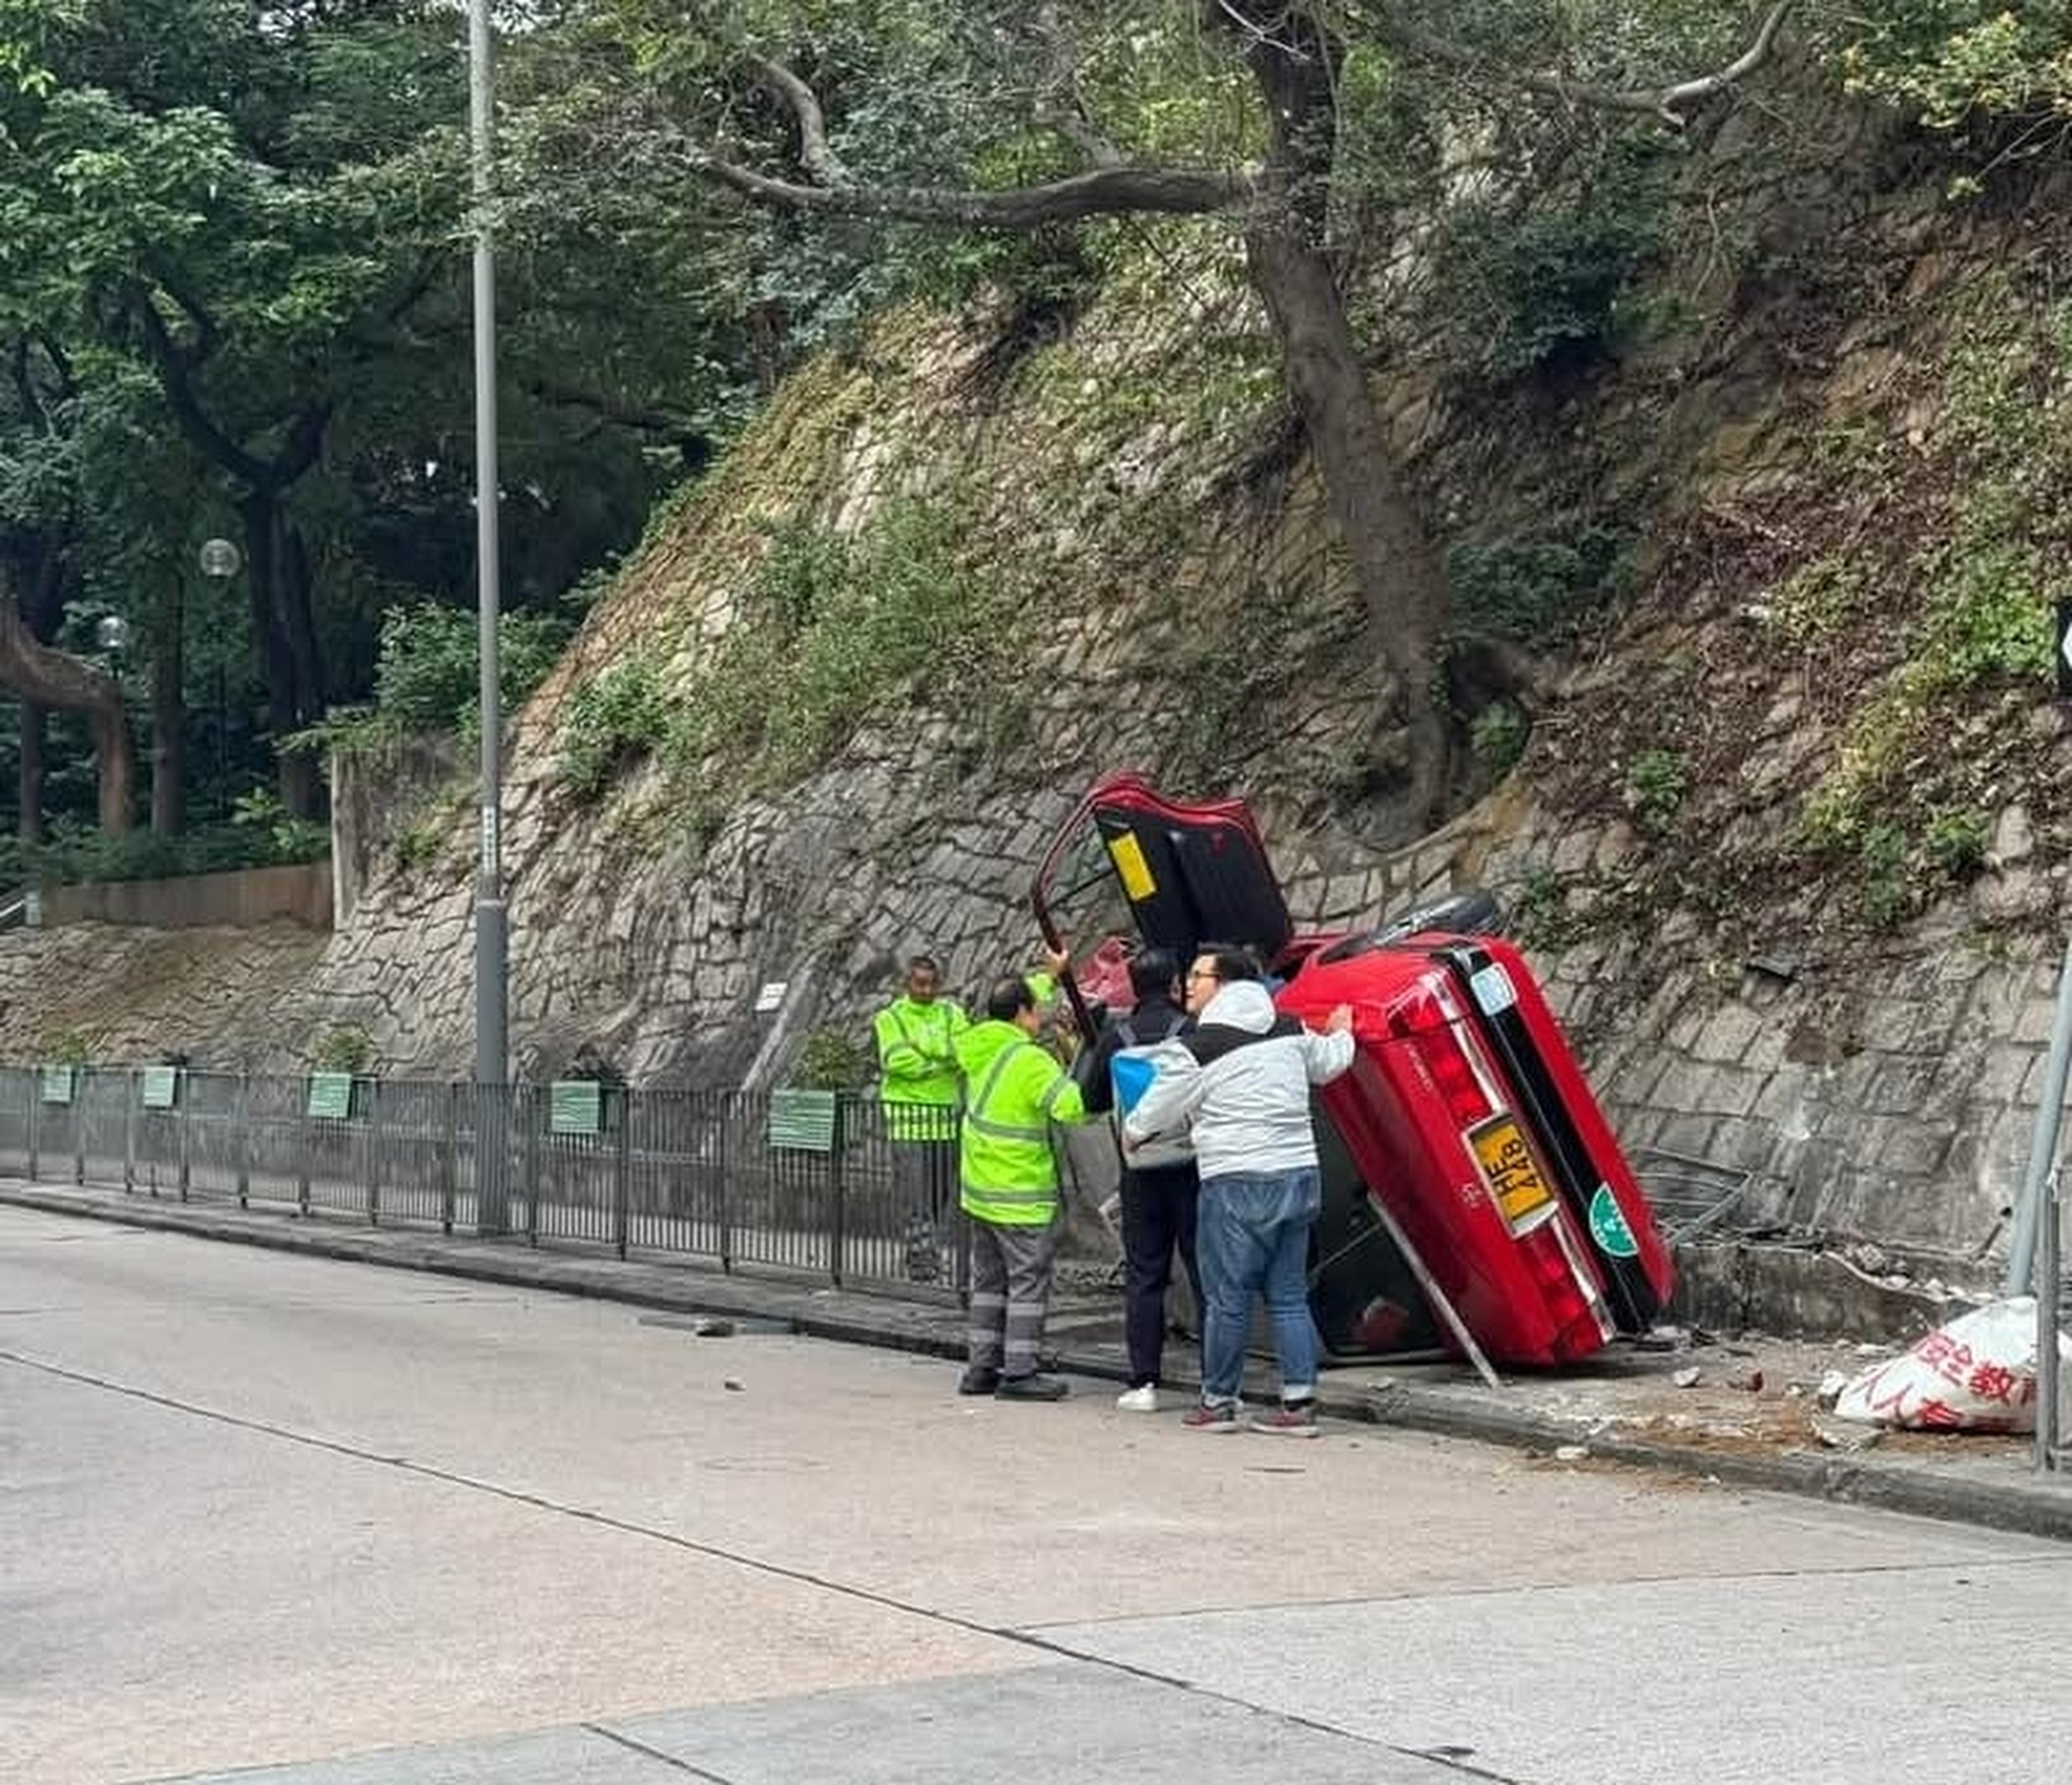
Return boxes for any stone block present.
[1739,1023,1790,1073]
[1863,1058,1938,1118]
[1854,997,1922,1055]
[1972,1036,2039,1111]
[1606,1053,1667,1110]
[1693,1002,1765,1065]
[1648,1057,1719,1117]
[1712,1116,1785,1177]
[2014,995,2062,1048]
[1706,1068,1771,1118]
[1551,830,1595,876]
[1876,1123,1954,1178]
[1752,1067,1821,1135]
[1663,1001,1709,1054]
[1652,1113,1721,1160]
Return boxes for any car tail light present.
[1416,1022,1500,1132]
[1517,1215,1616,1352]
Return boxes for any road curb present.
[9,1182,2071,1543]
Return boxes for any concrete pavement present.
[4,1204,2068,1785]
[8,1177,2071,1541]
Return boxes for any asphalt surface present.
[3,1204,2067,1785]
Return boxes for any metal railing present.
[0,1066,968,1301]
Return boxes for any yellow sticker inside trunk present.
[1106,831,1156,901]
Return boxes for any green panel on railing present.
[306,1072,356,1120]
[40,1065,74,1106]
[549,1080,602,1136]
[140,1066,180,1110]
[767,1088,837,1153]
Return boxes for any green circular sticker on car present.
[1588,1184,1640,1259]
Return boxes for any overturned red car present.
[1034,773,1674,1369]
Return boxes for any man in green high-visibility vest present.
[952,951,1090,1401]
[874,954,969,1282]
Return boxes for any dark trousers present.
[1121,1164,1202,1388]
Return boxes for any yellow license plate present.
[1472,1117,1553,1229]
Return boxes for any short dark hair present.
[1129,947,1182,1000]
[986,974,1037,1021]
[908,954,941,976]
[1194,943,1262,985]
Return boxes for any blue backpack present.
[1108,1016,1194,1171]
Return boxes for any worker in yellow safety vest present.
[873,954,969,1282]
[951,950,1090,1401]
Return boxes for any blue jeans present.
[1196,1167,1321,1408]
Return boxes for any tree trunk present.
[1242,226,1450,822]
[1230,11,1454,826]
[151,580,186,835]
[240,494,322,819]
[280,519,327,743]
[17,535,81,843]
[19,703,44,845]
[0,590,132,834]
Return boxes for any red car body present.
[1035,774,1674,1368]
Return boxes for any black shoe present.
[958,1366,1002,1396]
[995,1373,1069,1402]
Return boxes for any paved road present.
[3,1205,2066,1785]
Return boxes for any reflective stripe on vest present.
[959,1039,1062,1219]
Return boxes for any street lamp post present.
[469,0,510,1230]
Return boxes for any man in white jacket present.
[1124,945,1354,1436]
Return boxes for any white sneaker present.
[1115,1384,1161,1413]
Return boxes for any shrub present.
[1470,702,1530,776]
[1925,809,1990,878]
[290,603,572,756]
[557,654,673,796]
[792,1027,872,1091]
[1438,138,1670,375]
[1621,748,1688,833]
[1448,526,1633,646]
[311,1025,375,1076]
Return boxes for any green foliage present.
[1447,526,1633,645]
[557,654,674,797]
[311,1024,374,1076]
[1621,748,1688,833]
[1771,552,1871,646]
[1925,808,1990,877]
[792,1026,871,1090]
[393,821,443,874]
[1437,137,1672,375]
[231,789,329,865]
[290,604,574,757]
[0,809,321,887]
[1857,821,1917,928]
[1509,862,1605,950]
[1835,5,2072,132]
[40,1027,88,1066]
[1800,279,2072,847]
[1469,702,1530,777]
[661,499,1022,798]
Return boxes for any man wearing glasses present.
[1126,946,1354,1435]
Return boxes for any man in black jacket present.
[1077,947,1205,1412]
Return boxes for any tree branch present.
[523,376,712,457]
[276,402,332,485]
[1355,1,1795,128]
[705,58,1238,227]
[1028,4,1125,167]
[684,138,1245,228]
[126,290,273,489]
[753,56,845,184]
